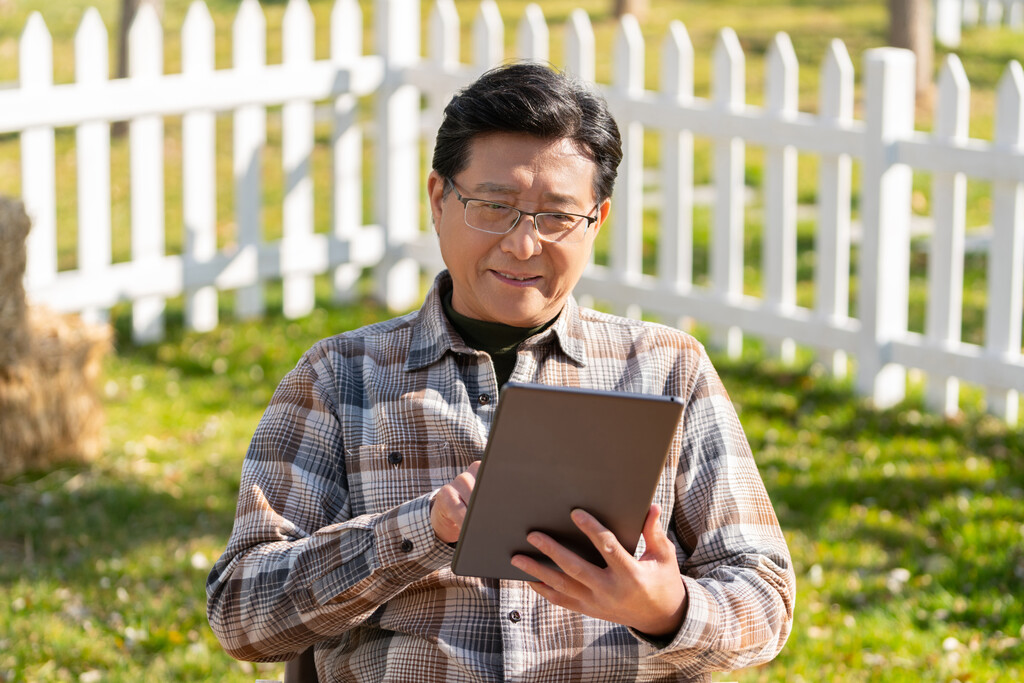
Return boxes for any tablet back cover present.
[451,383,684,581]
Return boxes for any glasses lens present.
[465,200,518,234]
[536,214,586,243]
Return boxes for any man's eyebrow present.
[470,182,585,208]
[471,182,519,195]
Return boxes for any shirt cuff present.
[307,494,454,607]
[373,492,455,578]
[629,574,718,655]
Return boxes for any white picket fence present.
[1,0,1023,425]
[937,0,1024,46]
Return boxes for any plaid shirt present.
[207,271,794,682]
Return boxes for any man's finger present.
[570,509,633,569]
[509,553,572,593]
[523,530,603,586]
[640,504,677,560]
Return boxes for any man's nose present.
[500,215,543,259]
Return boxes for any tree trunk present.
[613,0,649,21]
[889,0,934,104]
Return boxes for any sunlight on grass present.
[1,279,1022,681]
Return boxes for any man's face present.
[428,132,610,328]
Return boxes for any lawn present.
[1,279,1022,682]
[2,0,1024,681]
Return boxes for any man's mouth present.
[494,270,540,282]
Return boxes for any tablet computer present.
[451,382,685,581]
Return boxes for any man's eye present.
[545,214,579,228]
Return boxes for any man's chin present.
[494,307,554,328]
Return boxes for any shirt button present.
[478,393,491,405]
[508,610,522,623]
[400,539,414,552]
[387,451,403,466]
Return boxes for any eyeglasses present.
[445,178,599,244]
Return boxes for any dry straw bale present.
[0,196,112,480]
[0,197,30,365]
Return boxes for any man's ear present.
[426,171,445,234]
[592,197,612,238]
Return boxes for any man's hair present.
[432,62,623,202]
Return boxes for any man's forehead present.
[462,134,597,201]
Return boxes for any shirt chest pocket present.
[345,441,457,517]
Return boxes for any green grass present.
[1,278,1022,682]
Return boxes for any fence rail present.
[2,0,1023,425]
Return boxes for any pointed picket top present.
[473,0,504,70]
[613,13,644,96]
[820,39,853,121]
[183,1,215,73]
[283,0,314,64]
[661,21,693,105]
[935,55,970,140]
[712,27,744,109]
[766,31,798,115]
[129,2,163,78]
[517,3,548,63]
[75,8,108,84]
[428,0,458,66]
[234,0,267,69]
[995,61,1024,146]
[20,12,53,89]
[565,8,595,83]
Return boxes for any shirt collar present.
[405,270,588,372]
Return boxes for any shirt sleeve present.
[638,346,796,674]
[205,346,455,662]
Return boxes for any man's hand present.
[430,461,480,543]
[509,504,687,637]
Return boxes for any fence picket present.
[815,39,854,378]
[711,28,746,357]
[611,14,645,320]
[429,0,459,67]
[232,0,266,319]
[964,0,980,25]
[565,9,595,83]
[332,0,364,303]
[764,32,799,363]
[984,0,1004,25]
[129,3,166,344]
[926,55,970,416]
[517,4,548,63]
[20,13,57,293]
[375,0,421,310]
[857,49,915,407]
[1010,0,1024,28]
[987,61,1024,424]
[659,20,694,303]
[74,9,112,325]
[282,0,316,319]
[474,0,503,71]
[936,0,963,47]
[182,1,218,332]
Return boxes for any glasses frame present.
[444,177,599,243]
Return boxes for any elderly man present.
[207,62,794,682]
